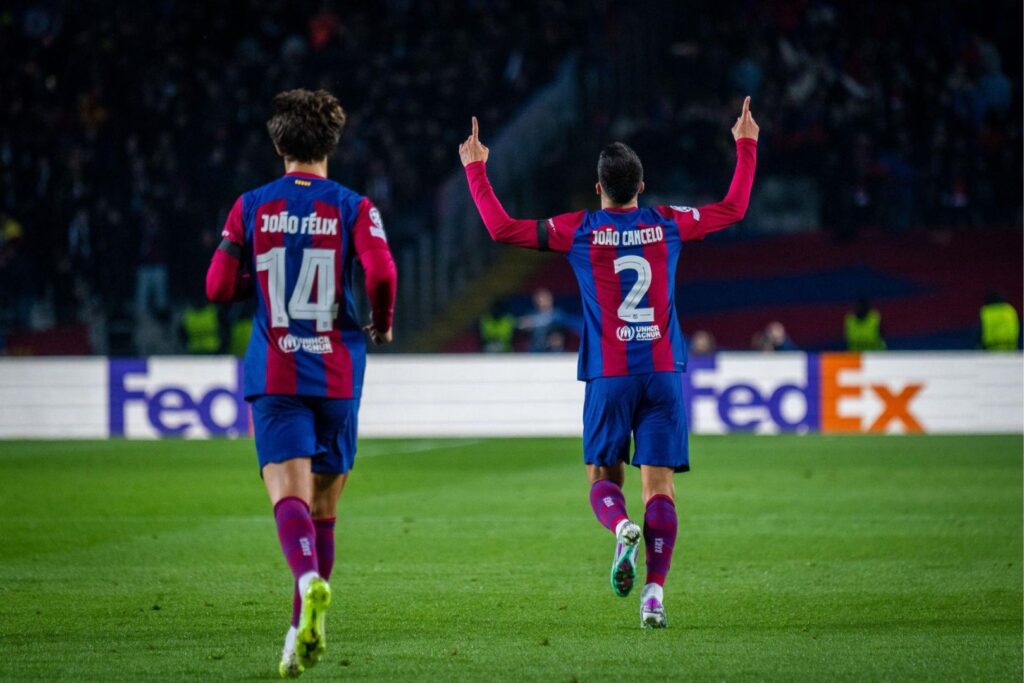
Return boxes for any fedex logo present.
[820,354,923,433]
[109,359,249,438]
[683,353,926,434]
[685,355,818,433]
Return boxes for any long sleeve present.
[207,195,250,302]
[360,248,397,331]
[205,245,252,302]
[464,162,581,252]
[464,161,542,249]
[700,138,758,232]
[352,197,397,330]
[659,138,758,241]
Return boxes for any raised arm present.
[460,117,578,252]
[660,96,760,241]
[460,116,540,249]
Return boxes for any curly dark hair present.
[266,89,347,162]
[597,142,643,205]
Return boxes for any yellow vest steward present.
[980,302,1019,351]
[228,318,253,358]
[845,310,885,351]
[183,305,221,354]
[480,315,515,352]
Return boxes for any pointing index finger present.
[741,96,751,116]
[472,116,479,140]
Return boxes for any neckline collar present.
[285,171,326,180]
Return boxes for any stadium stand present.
[447,229,1023,352]
[0,1,1020,354]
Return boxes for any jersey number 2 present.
[255,247,338,332]
[613,255,655,323]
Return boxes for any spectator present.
[690,330,716,355]
[845,298,886,351]
[518,288,570,353]
[977,291,1020,351]
[134,207,169,319]
[180,298,222,354]
[766,321,797,351]
[479,300,516,353]
[759,321,798,352]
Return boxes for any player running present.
[460,98,758,628]
[206,89,397,676]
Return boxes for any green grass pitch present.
[0,435,1021,681]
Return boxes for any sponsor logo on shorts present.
[617,324,661,342]
[278,334,333,354]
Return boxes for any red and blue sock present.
[643,494,677,586]
[274,496,319,629]
[589,479,629,533]
[291,517,336,627]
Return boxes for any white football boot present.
[610,520,642,597]
[640,583,667,629]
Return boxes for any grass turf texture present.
[0,436,1021,681]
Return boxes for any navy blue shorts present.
[583,372,689,472]
[251,395,359,475]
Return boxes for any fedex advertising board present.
[108,358,249,438]
[0,353,1020,438]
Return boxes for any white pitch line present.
[358,439,483,458]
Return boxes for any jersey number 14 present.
[255,247,339,332]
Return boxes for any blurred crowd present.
[0,1,1020,354]
[481,290,1020,354]
[606,1,1021,238]
[0,0,584,351]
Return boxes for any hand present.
[459,116,490,166]
[731,96,759,142]
[363,324,393,345]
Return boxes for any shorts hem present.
[631,460,690,473]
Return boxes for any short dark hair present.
[266,89,346,162]
[598,142,643,205]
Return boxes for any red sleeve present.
[657,138,757,241]
[464,161,579,254]
[221,195,245,245]
[540,211,585,253]
[207,196,251,302]
[206,244,252,302]
[352,197,397,331]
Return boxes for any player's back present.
[226,172,385,399]
[563,207,689,381]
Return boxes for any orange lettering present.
[821,353,862,433]
[868,385,924,433]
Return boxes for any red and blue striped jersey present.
[544,206,707,380]
[221,172,390,399]
[464,137,757,382]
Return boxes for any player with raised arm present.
[460,98,758,628]
[205,89,397,676]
